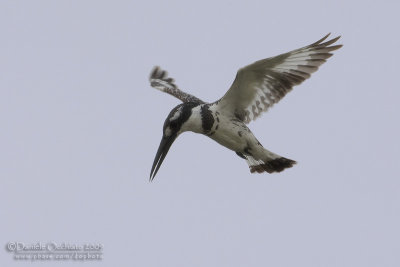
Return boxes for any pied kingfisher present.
[149,33,342,180]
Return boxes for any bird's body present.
[165,101,295,175]
[149,34,342,180]
[181,103,251,152]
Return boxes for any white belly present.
[209,117,254,152]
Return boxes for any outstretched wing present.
[216,33,342,123]
[149,66,204,104]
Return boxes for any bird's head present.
[150,102,199,181]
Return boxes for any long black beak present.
[149,134,177,181]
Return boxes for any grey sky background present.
[1,0,399,266]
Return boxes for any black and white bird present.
[149,34,342,180]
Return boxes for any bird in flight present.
[149,33,342,180]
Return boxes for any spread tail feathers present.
[244,155,296,174]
